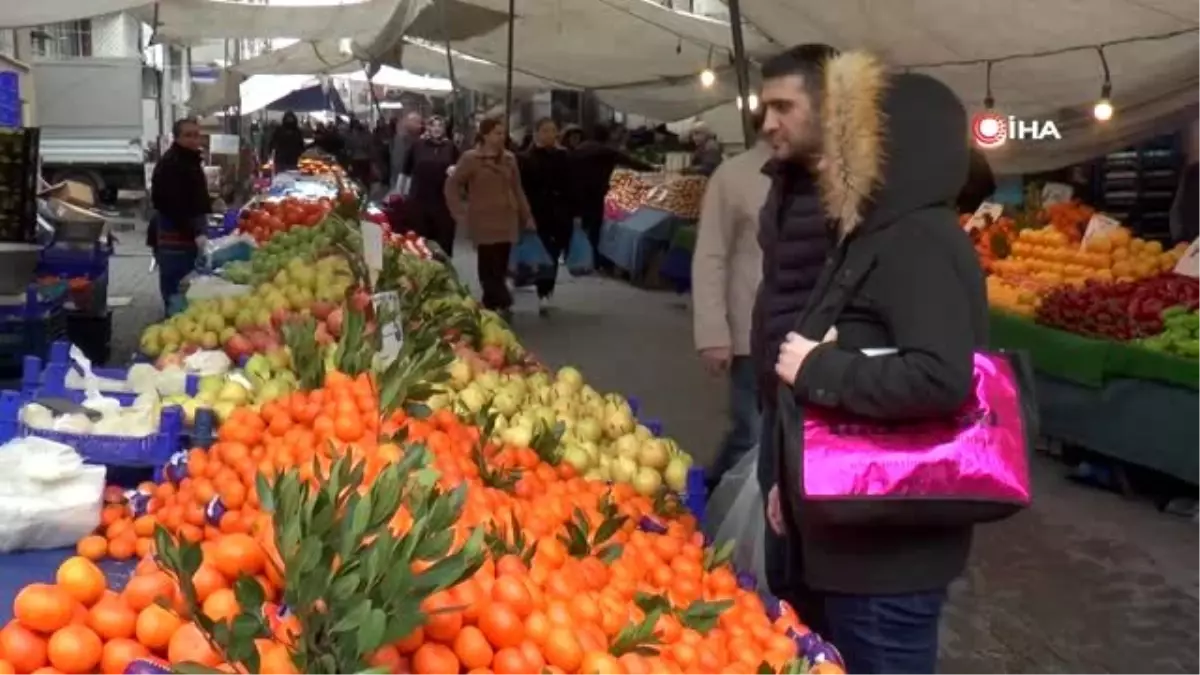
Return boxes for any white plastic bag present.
[704,450,767,583]
[0,437,105,552]
[185,275,252,301]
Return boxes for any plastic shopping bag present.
[566,220,595,276]
[704,450,767,583]
[508,230,555,287]
[0,437,106,552]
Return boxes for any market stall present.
[969,189,1198,485]
[599,170,707,287]
[0,166,845,675]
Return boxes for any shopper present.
[345,118,375,187]
[401,115,460,256]
[391,111,424,190]
[519,118,573,314]
[269,111,306,172]
[560,125,584,150]
[766,51,987,675]
[572,125,655,273]
[444,117,535,320]
[749,43,839,616]
[685,123,724,176]
[148,117,210,312]
[692,130,771,491]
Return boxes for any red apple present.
[225,334,253,361]
[310,300,335,321]
[270,307,292,329]
[326,308,344,338]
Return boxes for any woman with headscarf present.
[269,111,306,172]
[400,115,460,256]
[444,118,535,320]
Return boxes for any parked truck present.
[32,58,147,208]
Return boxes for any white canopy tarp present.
[733,0,1199,173]
[233,37,556,95]
[392,0,772,117]
[129,0,401,44]
[0,0,150,28]
[344,65,452,93]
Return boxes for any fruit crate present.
[0,389,186,468]
[0,127,39,244]
[21,340,199,406]
[37,239,114,279]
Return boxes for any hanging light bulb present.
[1093,47,1114,122]
[699,46,715,88]
[737,94,758,111]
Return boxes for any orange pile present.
[0,370,838,674]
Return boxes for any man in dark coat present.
[269,111,306,172]
[519,118,573,313]
[149,117,210,311]
[752,46,839,558]
[571,125,655,273]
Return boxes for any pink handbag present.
[797,351,1033,527]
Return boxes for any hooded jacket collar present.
[818,52,969,239]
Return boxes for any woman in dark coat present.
[519,118,573,314]
[269,111,306,172]
[401,115,460,255]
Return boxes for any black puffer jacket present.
[751,162,832,404]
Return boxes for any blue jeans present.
[707,355,760,483]
[822,591,946,674]
[155,247,198,312]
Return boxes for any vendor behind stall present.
[148,117,210,312]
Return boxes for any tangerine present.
[420,591,463,643]
[75,536,107,561]
[478,603,524,649]
[202,588,240,624]
[0,622,48,673]
[453,626,494,670]
[412,642,459,675]
[134,604,183,650]
[55,557,107,607]
[167,623,222,667]
[87,596,137,640]
[491,576,533,618]
[491,647,531,675]
[542,627,583,673]
[122,572,175,612]
[211,534,265,579]
[99,638,149,675]
[46,624,102,674]
[13,584,75,633]
[190,564,229,603]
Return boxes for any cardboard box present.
[38,179,95,207]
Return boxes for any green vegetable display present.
[1139,306,1199,358]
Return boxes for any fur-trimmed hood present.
[819,52,969,236]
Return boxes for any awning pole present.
[503,0,515,134]
[438,0,462,135]
[726,0,755,148]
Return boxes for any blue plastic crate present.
[37,241,113,279]
[0,390,186,468]
[0,310,66,376]
[21,340,200,406]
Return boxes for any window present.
[31,20,92,59]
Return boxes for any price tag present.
[1174,238,1199,278]
[1081,213,1122,249]
[1041,182,1074,206]
[372,291,403,365]
[965,201,1005,231]
[360,219,384,285]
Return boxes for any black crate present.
[66,309,113,366]
[0,127,39,244]
[0,308,67,378]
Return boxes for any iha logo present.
[972,112,1062,148]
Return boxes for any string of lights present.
[696,26,1197,120]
